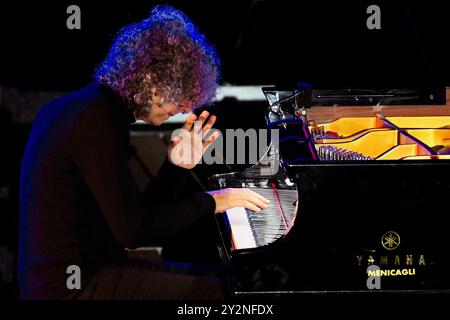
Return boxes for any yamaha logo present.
[356,231,427,270]
[381,231,400,250]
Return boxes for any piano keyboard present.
[226,187,298,250]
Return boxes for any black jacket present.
[18,83,215,299]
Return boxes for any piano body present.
[209,86,450,295]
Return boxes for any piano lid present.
[262,86,447,108]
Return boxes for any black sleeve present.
[140,158,192,205]
[68,101,216,248]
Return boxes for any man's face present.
[142,101,181,126]
[136,88,192,126]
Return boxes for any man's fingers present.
[242,188,270,205]
[196,110,209,131]
[247,196,269,210]
[171,135,183,145]
[197,110,209,122]
[202,115,217,135]
[202,131,220,149]
[183,111,215,135]
[182,113,197,130]
[238,189,269,210]
[242,201,261,212]
[249,190,270,204]
[244,196,269,209]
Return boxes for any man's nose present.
[167,104,181,116]
[169,109,181,116]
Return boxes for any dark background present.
[1,0,449,90]
[1,0,449,299]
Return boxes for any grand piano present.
[208,85,450,295]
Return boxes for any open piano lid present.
[262,86,446,107]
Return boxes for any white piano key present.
[226,207,257,250]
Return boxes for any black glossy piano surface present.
[217,161,450,295]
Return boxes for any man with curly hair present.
[18,5,269,299]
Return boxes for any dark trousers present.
[67,251,226,300]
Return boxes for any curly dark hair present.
[95,5,220,117]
